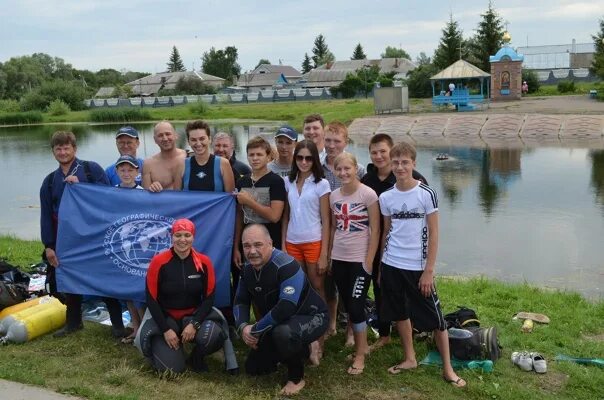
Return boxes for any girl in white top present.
[282,140,331,365]
[282,140,331,299]
[329,152,380,375]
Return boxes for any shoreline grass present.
[1,235,603,400]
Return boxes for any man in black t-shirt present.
[233,136,286,266]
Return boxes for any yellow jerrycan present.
[1,300,66,344]
[0,296,62,335]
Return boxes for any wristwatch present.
[191,320,202,330]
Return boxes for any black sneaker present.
[53,324,83,337]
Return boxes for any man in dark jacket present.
[40,131,125,338]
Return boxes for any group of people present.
[40,113,465,396]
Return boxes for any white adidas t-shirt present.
[379,181,438,271]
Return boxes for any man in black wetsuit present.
[234,224,328,396]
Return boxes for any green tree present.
[404,63,438,98]
[416,52,431,66]
[470,0,504,72]
[433,14,464,69]
[31,53,74,80]
[381,46,411,60]
[174,76,216,95]
[521,70,540,94]
[201,46,240,85]
[254,59,271,69]
[95,68,123,86]
[301,53,312,74]
[0,55,47,99]
[590,18,604,80]
[351,43,367,60]
[167,46,186,72]
[312,34,334,67]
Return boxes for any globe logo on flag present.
[104,215,174,276]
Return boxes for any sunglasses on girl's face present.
[296,155,313,162]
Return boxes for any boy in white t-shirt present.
[379,142,465,388]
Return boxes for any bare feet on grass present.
[280,379,305,395]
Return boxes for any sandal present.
[443,376,466,388]
[347,365,364,375]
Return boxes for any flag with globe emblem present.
[55,183,235,306]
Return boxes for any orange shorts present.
[285,241,322,264]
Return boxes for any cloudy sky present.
[1,0,602,73]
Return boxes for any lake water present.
[0,122,602,299]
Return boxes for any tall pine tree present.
[351,43,367,60]
[301,53,312,73]
[433,14,464,69]
[312,34,333,67]
[591,18,604,80]
[470,1,504,72]
[167,46,186,72]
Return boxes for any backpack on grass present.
[444,306,480,329]
[448,326,501,361]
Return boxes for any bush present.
[0,99,20,113]
[20,91,49,111]
[0,111,44,125]
[557,80,576,93]
[404,63,438,98]
[38,80,89,111]
[521,70,540,94]
[188,101,208,116]
[89,107,151,122]
[46,99,70,116]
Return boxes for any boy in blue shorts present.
[379,142,465,388]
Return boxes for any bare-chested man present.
[143,121,187,192]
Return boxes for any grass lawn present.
[526,82,600,97]
[41,99,376,130]
[1,236,603,399]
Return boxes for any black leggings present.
[245,312,328,383]
[140,316,226,373]
[331,259,371,332]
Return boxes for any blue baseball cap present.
[116,126,139,139]
[274,125,298,141]
[115,154,139,168]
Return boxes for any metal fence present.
[85,88,333,108]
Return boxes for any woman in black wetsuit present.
[178,120,235,192]
[138,218,237,373]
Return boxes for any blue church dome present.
[490,46,524,62]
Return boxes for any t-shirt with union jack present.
[329,183,378,262]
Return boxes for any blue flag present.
[56,183,235,307]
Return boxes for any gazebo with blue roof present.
[490,32,524,101]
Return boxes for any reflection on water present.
[0,123,602,299]
[589,150,604,208]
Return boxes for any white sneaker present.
[511,351,533,371]
[530,352,547,374]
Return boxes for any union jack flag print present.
[334,202,369,232]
